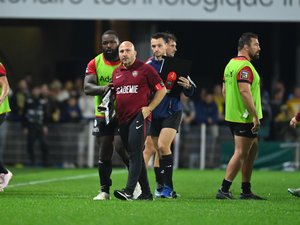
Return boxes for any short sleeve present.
[0,63,7,76]
[85,59,97,76]
[237,66,254,84]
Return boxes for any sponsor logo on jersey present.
[240,70,249,80]
[99,76,112,83]
[132,71,138,77]
[116,85,138,94]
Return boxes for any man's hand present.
[290,116,298,128]
[141,106,152,119]
[251,116,260,134]
[177,76,191,90]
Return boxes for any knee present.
[233,150,248,162]
[144,140,156,154]
[99,148,113,161]
[158,144,170,155]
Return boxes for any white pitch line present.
[7,170,127,188]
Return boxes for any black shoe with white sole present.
[114,189,133,201]
[216,189,234,199]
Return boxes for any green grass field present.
[1,168,300,225]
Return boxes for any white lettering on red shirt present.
[116,85,138,94]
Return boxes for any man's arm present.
[142,87,167,119]
[0,75,10,105]
[222,82,226,97]
[238,82,260,132]
[84,74,109,96]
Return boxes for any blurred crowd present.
[182,81,300,142]
[8,77,94,124]
[6,76,300,141]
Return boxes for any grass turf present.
[1,168,300,225]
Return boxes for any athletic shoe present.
[240,192,266,200]
[155,189,163,198]
[171,191,180,198]
[156,187,179,198]
[161,185,177,199]
[136,192,153,200]
[216,189,233,199]
[93,191,110,200]
[133,182,142,200]
[0,170,13,190]
[114,189,133,201]
[288,188,300,197]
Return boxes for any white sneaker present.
[93,191,110,200]
[0,170,13,190]
[133,182,142,199]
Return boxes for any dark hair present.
[164,31,177,43]
[102,30,119,39]
[238,32,258,51]
[151,32,168,43]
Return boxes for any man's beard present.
[250,52,260,61]
[103,49,119,61]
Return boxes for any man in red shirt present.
[84,30,137,200]
[0,62,13,191]
[113,41,166,200]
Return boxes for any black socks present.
[160,154,173,189]
[221,179,232,193]
[98,160,112,194]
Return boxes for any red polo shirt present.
[112,59,164,124]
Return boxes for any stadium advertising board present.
[0,0,300,22]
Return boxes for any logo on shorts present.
[94,119,97,127]
[136,121,143,129]
[136,124,143,129]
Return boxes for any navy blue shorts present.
[150,110,182,137]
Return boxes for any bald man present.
[112,41,167,200]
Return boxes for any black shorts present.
[228,122,258,138]
[150,111,182,137]
[92,117,119,137]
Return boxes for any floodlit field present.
[1,168,300,225]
